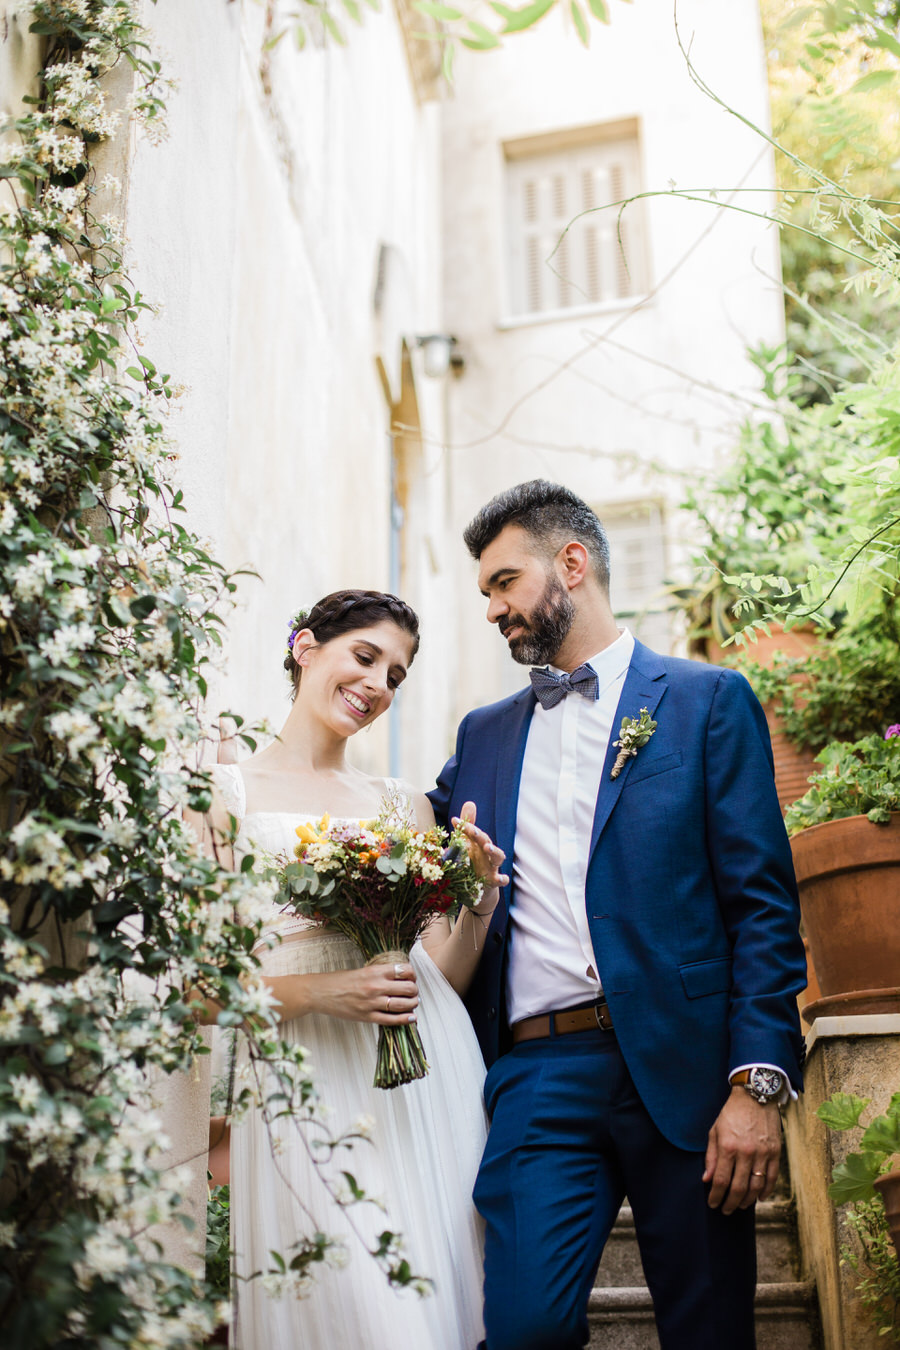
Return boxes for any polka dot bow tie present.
[529,663,600,710]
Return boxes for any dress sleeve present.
[209,763,246,821]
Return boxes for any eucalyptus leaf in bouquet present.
[268,799,483,1088]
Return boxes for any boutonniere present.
[611,708,657,779]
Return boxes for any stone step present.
[594,1199,800,1287]
[588,1281,819,1350]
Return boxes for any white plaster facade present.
[120,0,454,787]
[440,0,785,717]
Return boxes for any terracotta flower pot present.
[790,813,900,1025]
[706,625,820,813]
[873,1169,900,1262]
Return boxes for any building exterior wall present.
[440,0,785,726]
[124,0,453,787]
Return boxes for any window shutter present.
[506,128,645,318]
[601,501,672,651]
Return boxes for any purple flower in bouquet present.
[270,805,483,1088]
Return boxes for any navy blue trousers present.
[473,1027,757,1350]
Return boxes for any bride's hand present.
[452,802,509,893]
[298,962,419,1025]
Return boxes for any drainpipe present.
[388,432,403,778]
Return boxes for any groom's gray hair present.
[463,480,611,593]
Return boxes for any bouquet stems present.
[367,950,429,1090]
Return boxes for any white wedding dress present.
[212,765,487,1350]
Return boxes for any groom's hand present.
[703,1087,781,1213]
[452,802,509,890]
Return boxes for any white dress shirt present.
[506,629,634,1026]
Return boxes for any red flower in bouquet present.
[270,803,483,1088]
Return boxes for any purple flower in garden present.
[885,725,900,739]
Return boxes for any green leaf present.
[441,39,456,83]
[828,1150,882,1204]
[320,9,347,43]
[414,0,464,17]
[571,0,589,44]
[463,19,502,47]
[817,1093,869,1131]
[130,594,157,620]
[496,0,555,32]
[867,28,900,60]
[860,1111,900,1158]
[341,0,362,23]
[850,69,897,94]
[586,0,608,18]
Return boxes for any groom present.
[428,481,806,1350]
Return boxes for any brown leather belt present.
[512,999,614,1044]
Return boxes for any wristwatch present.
[731,1066,785,1105]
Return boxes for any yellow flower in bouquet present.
[267,801,482,1088]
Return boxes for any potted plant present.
[786,729,900,1023]
[817,1089,900,1337]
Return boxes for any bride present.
[199,589,505,1350]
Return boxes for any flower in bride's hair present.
[285,605,312,656]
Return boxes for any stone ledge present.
[588,1281,815,1315]
[606,1198,794,1232]
[805,1013,900,1050]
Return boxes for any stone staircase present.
[588,1186,821,1349]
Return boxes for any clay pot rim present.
[791,812,900,882]
[791,811,900,842]
[801,986,900,1026]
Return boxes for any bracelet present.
[470,885,499,918]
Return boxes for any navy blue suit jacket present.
[428,640,806,1153]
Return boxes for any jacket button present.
[493,931,503,945]
[489,1006,497,1019]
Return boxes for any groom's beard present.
[499,573,576,666]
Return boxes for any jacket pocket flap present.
[679,956,733,999]
[623,749,683,787]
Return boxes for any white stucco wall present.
[440,0,784,721]
[125,0,452,786]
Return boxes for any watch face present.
[749,1067,783,1098]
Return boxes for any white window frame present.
[502,119,649,325]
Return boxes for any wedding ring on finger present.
[386,996,394,1014]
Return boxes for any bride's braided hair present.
[284,589,420,696]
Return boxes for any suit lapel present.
[588,643,668,860]
[494,688,535,889]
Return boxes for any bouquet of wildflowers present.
[270,801,483,1088]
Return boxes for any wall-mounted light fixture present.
[414,333,464,378]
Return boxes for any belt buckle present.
[594,1001,612,1032]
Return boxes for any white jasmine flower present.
[9,1073,42,1111]
[324,1241,350,1270]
